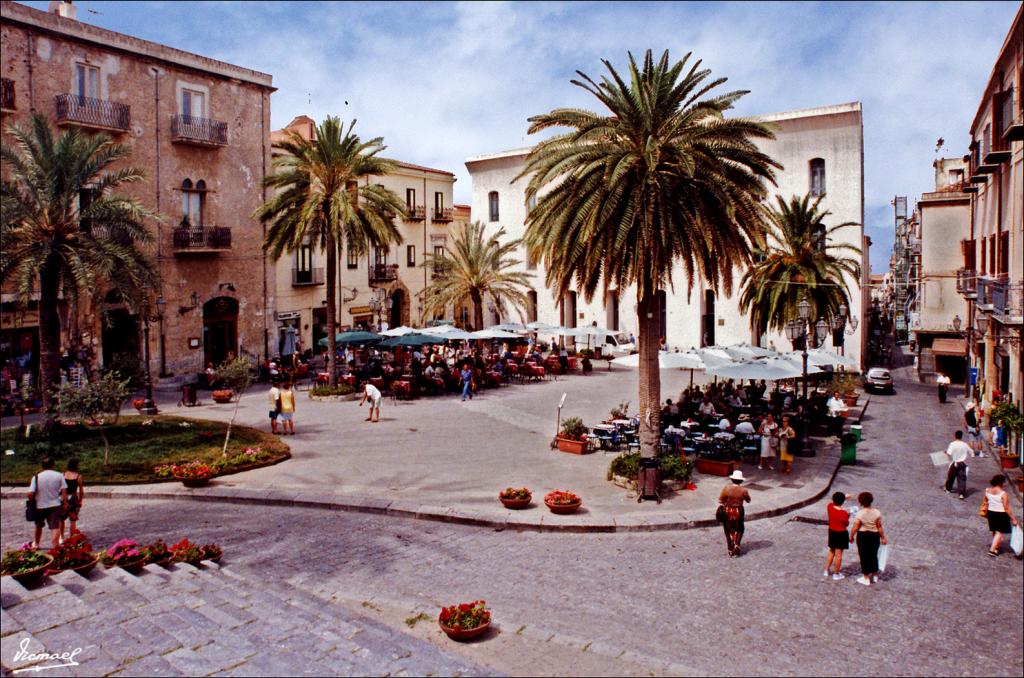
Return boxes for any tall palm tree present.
[1,113,159,411]
[519,50,779,457]
[739,194,861,344]
[256,117,404,386]
[421,221,533,330]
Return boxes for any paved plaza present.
[2,363,1022,676]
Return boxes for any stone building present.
[958,4,1022,404]
[269,115,468,355]
[466,102,868,368]
[0,0,275,388]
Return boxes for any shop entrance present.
[203,297,238,367]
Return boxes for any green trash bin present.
[851,424,862,441]
[840,432,857,465]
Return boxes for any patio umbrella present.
[721,342,778,361]
[427,325,475,340]
[380,325,419,337]
[378,333,446,348]
[612,351,707,370]
[317,330,382,348]
[470,328,524,340]
[805,348,858,369]
[526,321,561,332]
[490,322,529,333]
[705,356,823,380]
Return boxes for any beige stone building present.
[269,116,468,355]
[0,0,275,387]
[958,4,1022,404]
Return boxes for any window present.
[434,192,444,211]
[181,88,204,119]
[989,236,996,276]
[346,248,359,270]
[488,191,499,221]
[997,232,1008,276]
[75,63,99,99]
[948,169,964,186]
[527,290,538,323]
[181,179,205,228]
[606,291,619,331]
[433,245,445,274]
[812,224,826,252]
[407,245,416,267]
[295,241,313,284]
[374,246,388,268]
[980,238,987,274]
[405,188,416,210]
[809,158,826,197]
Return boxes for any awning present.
[931,338,966,356]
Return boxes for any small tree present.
[54,372,132,466]
[214,357,255,457]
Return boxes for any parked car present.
[863,367,894,393]
[598,332,636,358]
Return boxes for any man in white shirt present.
[735,415,756,435]
[718,417,732,432]
[699,398,717,418]
[944,430,971,499]
[28,456,67,549]
[826,392,847,437]
[359,382,382,423]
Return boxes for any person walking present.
[60,458,84,539]
[936,373,950,403]
[778,415,797,474]
[944,430,971,500]
[850,491,887,586]
[279,382,296,435]
[359,382,382,423]
[758,413,778,471]
[963,402,983,457]
[718,470,751,557]
[460,363,474,401]
[824,492,850,580]
[983,475,1018,556]
[27,456,67,550]
[267,380,282,434]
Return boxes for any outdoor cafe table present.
[339,374,356,387]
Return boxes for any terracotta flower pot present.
[695,458,737,477]
[51,554,100,577]
[114,557,148,573]
[556,437,589,454]
[1000,455,1020,470]
[8,554,53,587]
[545,499,582,514]
[499,495,531,509]
[440,620,490,642]
[177,475,212,488]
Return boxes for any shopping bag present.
[877,544,889,572]
[1011,525,1023,556]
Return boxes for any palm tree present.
[256,117,404,386]
[421,221,533,330]
[739,194,861,344]
[519,50,779,457]
[1,113,159,411]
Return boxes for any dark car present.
[863,367,894,394]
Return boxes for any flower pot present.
[8,554,53,587]
[695,458,736,477]
[1000,455,1020,470]
[212,395,234,404]
[1016,476,1024,493]
[843,394,859,407]
[545,499,582,514]
[556,437,589,454]
[151,555,174,567]
[440,621,490,642]
[51,555,100,577]
[177,475,212,488]
[117,558,148,573]
[499,495,531,509]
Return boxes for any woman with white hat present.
[718,470,751,557]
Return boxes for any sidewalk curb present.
[0,442,841,533]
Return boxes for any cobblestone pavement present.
[2,365,1021,675]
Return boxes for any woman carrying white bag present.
[982,474,1018,557]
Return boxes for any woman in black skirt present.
[850,491,887,586]
[984,475,1018,556]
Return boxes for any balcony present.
[1000,89,1022,142]
[990,281,1023,326]
[171,114,228,147]
[1,78,14,112]
[431,265,449,280]
[956,268,977,299]
[369,263,399,285]
[172,226,231,253]
[55,93,130,133]
[291,267,325,286]
[983,129,1011,165]
[405,205,425,222]
[432,207,453,223]
[975,276,1003,311]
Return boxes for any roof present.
[0,0,274,89]
[969,4,1022,134]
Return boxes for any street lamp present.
[139,300,160,415]
[155,295,167,378]
[368,290,391,332]
[785,297,828,454]
[832,303,860,356]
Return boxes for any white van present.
[600,332,635,358]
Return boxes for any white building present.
[466,102,867,368]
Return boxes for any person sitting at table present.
[735,414,756,435]
[699,396,717,419]
[718,416,732,432]
[727,392,743,409]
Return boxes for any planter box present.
[999,455,1020,470]
[843,394,860,407]
[556,436,590,455]
[695,458,737,477]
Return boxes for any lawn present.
[0,416,289,485]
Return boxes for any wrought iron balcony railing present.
[1,78,14,111]
[432,207,453,222]
[369,263,399,284]
[990,281,1023,326]
[55,93,130,132]
[172,226,231,252]
[405,205,426,221]
[956,268,977,299]
[291,267,325,286]
[171,114,228,147]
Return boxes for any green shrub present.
[990,401,1023,435]
[559,416,587,441]
[309,384,354,397]
[609,401,630,420]
[659,454,693,482]
[607,452,641,480]
[827,373,860,394]
[214,357,254,394]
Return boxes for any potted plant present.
[48,533,99,576]
[171,538,205,566]
[556,417,590,454]
[200,543,223,563]
[608,401,630,422]
[498,487,532,509]
[1,545,53,586]
[438,600,491,641]
[172,460,215,487]
[544,490,582,514]
[104,539,147,572]
[828,373,861,407]
[999,451,1021,470]
[142,539,174,566]
[211,389,235,404]
[131,397,147,412]
[695,439,741,477]
[578,348,594,374]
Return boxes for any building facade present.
[1,0,275,387]
[466,102,867,368]
[958,5,1023,404]
[269,116,467,355]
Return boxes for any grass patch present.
[404,612,430,628]
[0,415,288,484]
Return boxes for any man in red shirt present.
[824,491,850,580]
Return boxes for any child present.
[824,491,850,580]
[61,457,84,539]
[279,382,296,435]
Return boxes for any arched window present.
[181,178,205,228]
[488,191,499,221]
[809,158,826,197]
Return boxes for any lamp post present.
[156,295,167,377]
[140,301,159,415]
[785,297,829,454]
[831,303,860,356]
[368,290,391,333]
[954,311,989,398]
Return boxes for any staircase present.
[2,562,496,676]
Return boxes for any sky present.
[20,0,1019,273]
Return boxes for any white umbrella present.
[471,328,524,340]
[807,348,858,369]
[427,325,475,340]
[721,343,778,361]
[706,356,823,380]
[380,325,418,337]
[490,322,529,333]
[694,347,737,367]
[612,351,707,370]
[526,321,561,332]
[573,325,614,337]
